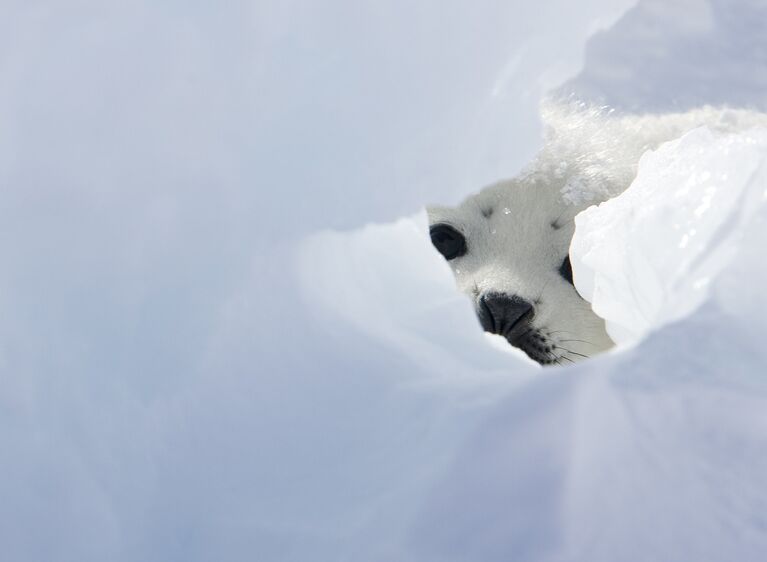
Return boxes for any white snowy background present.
[2,0,767,561]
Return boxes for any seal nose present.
[478,293,534,336]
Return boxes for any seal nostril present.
[477,293,534,337]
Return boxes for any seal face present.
[428,178,614,366]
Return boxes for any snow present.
[3,0,767,561]
[571,126,767,343]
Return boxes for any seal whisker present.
[556,338,600,348]
[535,277,553,304]
[545,330,578,336]
[555,346,590,359]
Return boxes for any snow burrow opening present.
[297,0,767,373]
[299,105,767,371]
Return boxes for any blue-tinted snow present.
[2,0,767,561]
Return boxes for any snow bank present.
[3,0,767,561]
[0,1,633,560]
[559,0,767,113]
[297,213,539,376]
[572,126,767,343]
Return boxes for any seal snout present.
[478,293,534,338]
[478,293,562,365]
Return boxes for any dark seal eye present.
[429,223,467,260]
[559,255,574,285]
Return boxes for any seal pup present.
[428,102,767,365]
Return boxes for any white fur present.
[428,101,767,364]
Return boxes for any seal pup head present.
[426,102,767,365]
[427,178,614,365]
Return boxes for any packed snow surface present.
[3,0,767,561]
[572,126,767,343]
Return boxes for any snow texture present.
[2,0,767,561]
[572,126,767,344]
